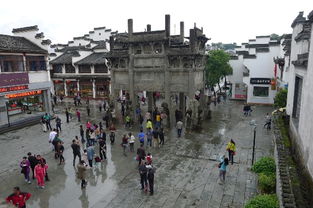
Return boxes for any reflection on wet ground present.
[0,100,274,208]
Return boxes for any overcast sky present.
[0,0,312,45]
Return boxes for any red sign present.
[0,85,28,93]
[0,73,29,87]
[5,90,42,99]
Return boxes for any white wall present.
[243,45,280,104]
[28,71,50,83]
[228,55,246,99]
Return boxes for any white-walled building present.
[0,25,52,126]
[285,11,313,178]
[228,36,282,104]
[49,27,117,99]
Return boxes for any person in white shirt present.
[49,129,57,150]
[128,132,135,152]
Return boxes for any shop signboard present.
[5,90,42,99]
[0,73,29,87]
[0,85,28,93]
[250,78,271,85]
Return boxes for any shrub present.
[258,173,276,193]
[252,157,276,175]
[245,194,279,208]
[274,89,287,108]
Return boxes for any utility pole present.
[250,120,257,166]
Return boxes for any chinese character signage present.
[0,73,29,87]
[250,78,271,85]
[5,90,42,99]
[0,85,28,93]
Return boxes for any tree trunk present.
[224,76,227,93]
[217,83,221,93]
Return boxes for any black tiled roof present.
[55,46,92,52]
[0,34,47,54]
[291,12,306,27]
[294,22,311,42]
[50,51,80,64]
[93,41,107,50]
[41,39,51,45]
[12,25,39,33]
[35,32,44,39]
[75,52,107,65]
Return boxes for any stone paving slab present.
[0,100,274,208]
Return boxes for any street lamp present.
[250,120,257,166]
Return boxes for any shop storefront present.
[66,80,78,97]
[53,80,65,96]
[80,79,93,97]
[95,79,110,98]
[5,90,45,116]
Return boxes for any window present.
[78,65,91,73]
[292,76,303,128]
[26,56,46,71]
[65,64,75,73]
[53,64,63,73]
[0,55,24,72]
[253,86,269,97]
[94,64,108,73]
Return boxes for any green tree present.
[205,50,233,92]
[274,89,288,108]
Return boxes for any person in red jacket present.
[6,186,31,208]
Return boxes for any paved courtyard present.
[0,100,274,208]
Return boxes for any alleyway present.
[0,100,274,208]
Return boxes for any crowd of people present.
[6,93,274,207]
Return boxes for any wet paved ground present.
[0,100,274,208]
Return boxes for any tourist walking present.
[226,139,236,165]
[138,161,148,191]
[65,108,70,123]
[121,135,128,156]
[264,113,272,130]
[159,128,165,145]
[43,113,52,131]
[138,129,145,146]
[136,144,146,166]
[109,124,116,144]
[152,127,159,148]
[57,141,65,165]
[34,161,46,188]
[49,129,57,150]
[20,157,31,184]
[147,166,155,195]
[128,132,135,152]
[218,156,229,184]
[77,160,88,189]
[71,139,81,166]
[176,120,183,138]
[86,105,90,117]
[146,128,152,147]
[27,152,37,180]
[41,116,47,132]
[36,155,49,181]
[99,138,107,160]
[80,125,85,146]
[76,109,81,122]
[6,187,31,208]
[87,145,95,167]
[55,116,62,132]
[125,115,131,128]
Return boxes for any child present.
[146,153,152,165]
[94,155,101,167]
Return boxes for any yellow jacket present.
[226,142,236,152]
[146,121,153,129]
